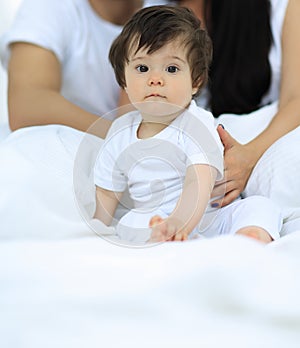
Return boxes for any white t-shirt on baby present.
[94,100,223,238]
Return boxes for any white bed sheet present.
[1,233,300,347]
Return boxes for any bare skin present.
[178,0,206,27]
[89,0,142,25]
[236,227,273,244]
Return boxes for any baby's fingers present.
[149,215,164,228]
[173,230,188,241]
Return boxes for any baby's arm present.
[150,164,217,242]
[94,186,123,226]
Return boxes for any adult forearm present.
[247,97,300,166]
[8,88,111,137]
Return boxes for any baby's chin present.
[134,100,185,120]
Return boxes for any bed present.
[1,233,300,347]
[0,102,300,346]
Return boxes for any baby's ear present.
[192,78,203,95]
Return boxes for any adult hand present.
[211,125,255,207]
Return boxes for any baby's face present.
[124,40,198,121]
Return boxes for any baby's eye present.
[136,65,149,73]
[166,66,179,73]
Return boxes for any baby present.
[94,6,282,243]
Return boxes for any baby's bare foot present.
[236,227,272,243]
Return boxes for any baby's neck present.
[136,103,189,138]
[137,121,168,139]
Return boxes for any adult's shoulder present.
[0,0,79,67]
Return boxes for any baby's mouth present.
[146,94,166,99]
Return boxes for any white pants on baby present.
[197,195,282,241]
[116,195,282,243]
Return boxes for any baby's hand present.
[149,215,188,242]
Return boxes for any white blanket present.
[0,234,300,347]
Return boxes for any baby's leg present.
[236,226,273,243]
[230,196,282,242]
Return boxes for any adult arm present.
[7,43,112,137]
[150,164,216,242]
[211,0,300,207]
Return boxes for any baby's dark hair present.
[109,5,212,97]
